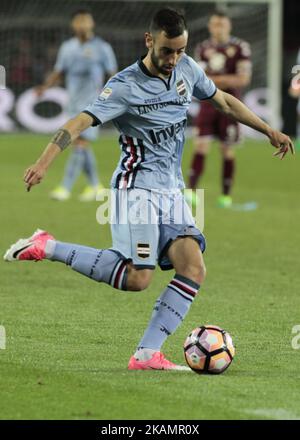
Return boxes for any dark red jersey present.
[194,36,252,98]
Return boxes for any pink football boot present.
[128,351,191,371]
[4,229,54,262]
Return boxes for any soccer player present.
[36,9,118,201]
[188,12,252,208]
[4,8,294,370]
[289,48,300,149]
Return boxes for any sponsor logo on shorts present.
[137,243,150,258]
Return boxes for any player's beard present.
[150,49,173,77]
[75,29,94,42]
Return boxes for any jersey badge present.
[137,243,150,259]
[83,48,93,58]
[209,53,226,72]
[99,87,113,101]
[176,79,187,97]
[226,46,237,58]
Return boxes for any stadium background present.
[0,0,300,421]
[0,0,299,136]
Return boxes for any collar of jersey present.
[138,55,173,90]
[75,35,96,45]
[209,37,232,49]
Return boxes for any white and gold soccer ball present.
[184,325,235,374]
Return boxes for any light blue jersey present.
[55,36,117,117]
[84,54,216,189]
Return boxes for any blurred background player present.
[187,11,252,208]
[289,48,300,150]
[36,9,118,201]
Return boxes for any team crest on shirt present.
[226,46,237,58]
[176,79,187,97]
[208,53,226,72]
[83,48,93,58]
[99,87,112,100]
[137,243,150,259]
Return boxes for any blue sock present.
[48,241,127,290]
[62,147,85,191]
[137,274,200,351]
[83,148,99,187]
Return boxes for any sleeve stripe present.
[201,87,217,101]
[82,110,102,126]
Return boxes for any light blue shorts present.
[109,189,206,270]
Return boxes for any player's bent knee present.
[128,277,151,292]
[178,262,206,286]
[199,263,207,284]
[192,263,206,285]
[126,269,153,292]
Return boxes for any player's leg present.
[188,134,211,190]
[50,128,102,202]
[217,117,240,208]
[4,189,156,292]
[49,137,87,201]
[49,238,155,291]
[167,236,206,283]
[78,127,104,202]
[186,103,216,208]
[185,135,211,208]
[219,142,235,208]
[188,102,216,191]
[132,236,205,357]
[3,228,154,292]
[129,192,206,370]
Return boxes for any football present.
[184,325,235,374]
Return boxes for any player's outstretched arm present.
[24,112,94,191]
[35,71,63,97]
[210,89,295,159]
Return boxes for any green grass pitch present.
[0,133,299,420]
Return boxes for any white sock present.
[45,240,56,259]
[134,348,156,361]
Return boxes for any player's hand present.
[268,130,295,160]
[24,164,47,192]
